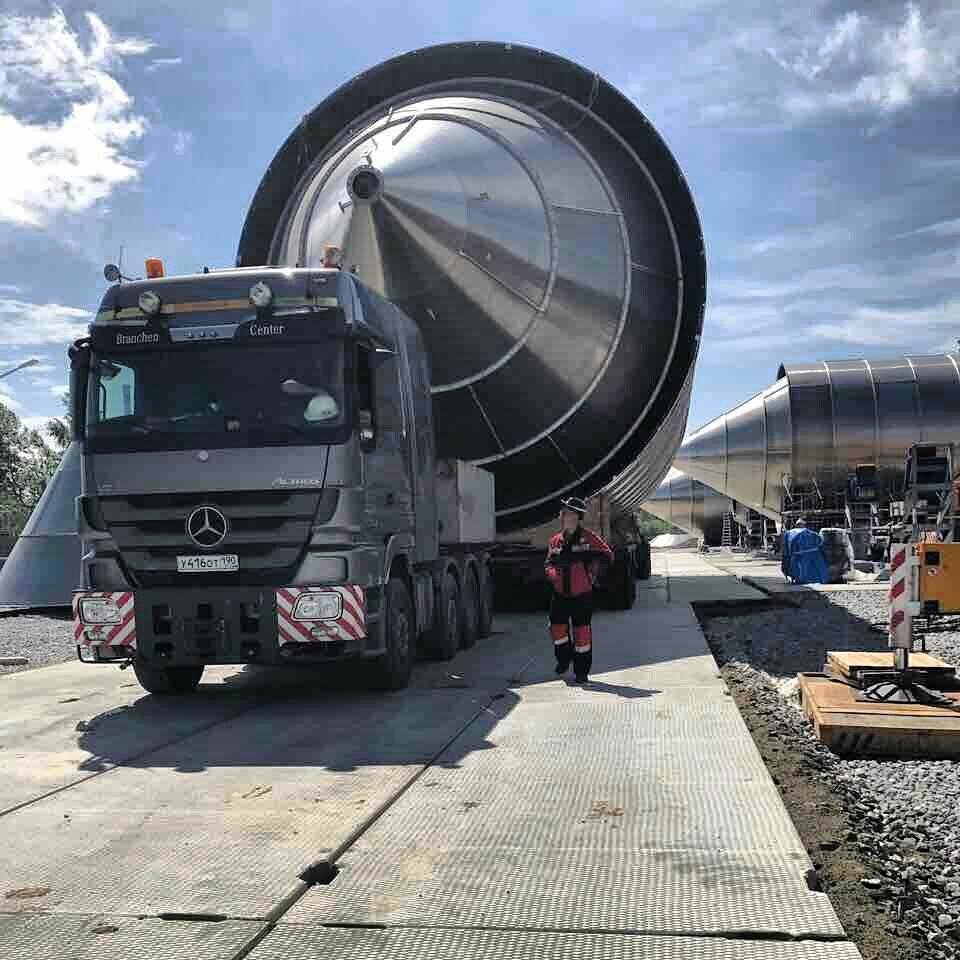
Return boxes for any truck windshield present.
[85,339,348,452]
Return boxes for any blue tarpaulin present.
[781,527,828,584]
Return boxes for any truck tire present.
[132,658,204,695]
[369,577,414,691]
[478,561,494,638]
[460,566,480,650]
[428,570,460,661]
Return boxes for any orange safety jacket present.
[545,526,614,597]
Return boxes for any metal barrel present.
[237,41,706,531]
[0,441,81,610]
[641,468,734,545]
[674,354,960,520]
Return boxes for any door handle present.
[386,492,395,506]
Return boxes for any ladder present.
[721,512,734,549]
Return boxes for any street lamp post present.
[0,358,39,380]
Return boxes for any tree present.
[0,397,71,536]
[45,393,71,453]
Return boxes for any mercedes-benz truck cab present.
[70,263,488,695]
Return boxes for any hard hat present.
[560,496,587,516]
[795,518,807,527]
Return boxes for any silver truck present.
[70,264,494,694]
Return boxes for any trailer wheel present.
[132,659,204,695]
[428,570,460,661]
[460,566,480,650]
[478,561,494,638]
[370,577,414,690]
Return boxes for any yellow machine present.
[917,543,960,615]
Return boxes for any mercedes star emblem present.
[186,506,228,549]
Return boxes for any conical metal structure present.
[237,41,706,531]
[675,354,960,520]
[0,441,81,610]
[641,468,735,545]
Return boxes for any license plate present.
[176,555,239,573]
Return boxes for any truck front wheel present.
[369,577,414,691]
[132,658,204,695]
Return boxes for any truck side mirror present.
[68,340,90,440]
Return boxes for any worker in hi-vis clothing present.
[544,497,614,683]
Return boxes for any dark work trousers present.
[549,591,594,678]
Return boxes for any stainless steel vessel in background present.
[0,442,82,609]
[641,468,735,545]
[237,41,706,531]
[675,355,960,521]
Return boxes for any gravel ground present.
[700,590,960,960]
[0,612,75,675]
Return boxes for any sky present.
[0,1,958,440]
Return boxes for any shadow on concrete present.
[71,605,684,774]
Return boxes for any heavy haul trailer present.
[70,267,496,694]
[69,41,705,694]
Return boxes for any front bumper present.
[73,585,372,666]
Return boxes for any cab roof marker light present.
[145,258,164,279]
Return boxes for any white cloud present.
[50,384,69,399]
[0,9,153,227]
[773,3,960,118]
[896,217,960,239]
[0,297,90,346]
[808,298,960,347]
[0,385,21,411]
[172,130,193,155]
[145,56,182,72]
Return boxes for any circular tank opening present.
[348,167,382,203]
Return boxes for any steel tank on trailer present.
[641,468,734,545]
[674,354,960,520]
[237,41,706,531]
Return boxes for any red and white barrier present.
[888,544,913,653]
[73,591,137,649]
[277,585,366,645]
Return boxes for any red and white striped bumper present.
[277,585,366,645]
[73,591,137,649]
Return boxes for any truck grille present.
[100,489,339,587]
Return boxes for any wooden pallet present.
[826,650,956,682]
[798,672,960,758]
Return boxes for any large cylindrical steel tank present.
[0,441,81,610]
[674,354,960,519]
[237,42,706,531]
[641,468,734,545]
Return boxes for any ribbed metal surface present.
[0,913,263,960]
[288,693,841,938]
[674,353,960,520]
[100,489,333,587]
[254,926,861,960]
[237,42,706,531]
[0,441,81,609]
[641,468,733,544]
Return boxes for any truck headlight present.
[293,592,342,620]
[79,597,122,624]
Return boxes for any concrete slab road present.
[0,588,862,959]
